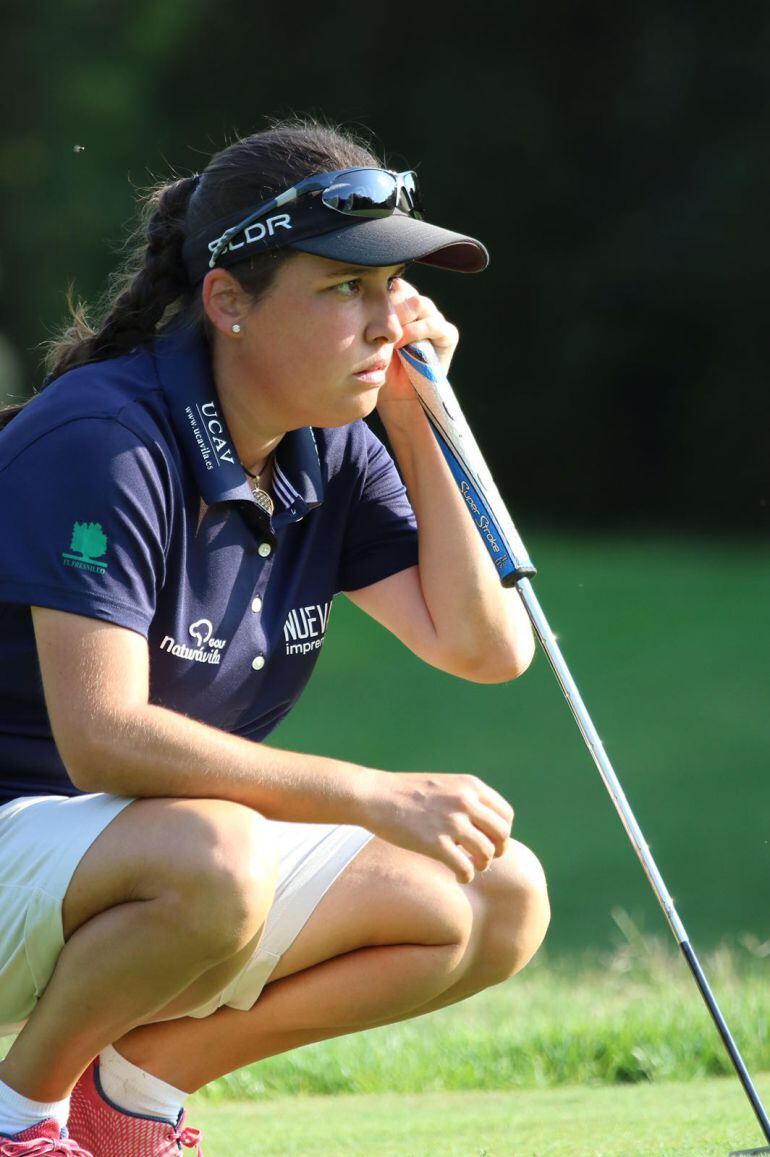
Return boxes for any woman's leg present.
[0,797,277,1103]
[110,836,550,1093]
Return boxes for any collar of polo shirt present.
[153,321,324,519]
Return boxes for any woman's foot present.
[68,1060,202,1157]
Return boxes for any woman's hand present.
[379,279,459,406]
[355,768,514,884]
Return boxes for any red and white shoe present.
[68,1060,203,1157]
[0,1117,93,1155]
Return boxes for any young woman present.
[0,118,550,1156]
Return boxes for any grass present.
[185,1076,770,1155]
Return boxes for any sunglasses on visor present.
[208,168,423,269]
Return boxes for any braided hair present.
[0,117,381,429]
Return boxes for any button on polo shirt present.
[0,322,419,804]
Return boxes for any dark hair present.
[0,117,382,431]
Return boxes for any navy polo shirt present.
[0,323,418,805]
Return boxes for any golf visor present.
[182,167,489,283]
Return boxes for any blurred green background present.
[1,3,768,951]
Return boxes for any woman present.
[0,118,549,1156]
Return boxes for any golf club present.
[397,339,770,1153]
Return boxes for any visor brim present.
[289,215,489,273]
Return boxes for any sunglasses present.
[208,168,423,269]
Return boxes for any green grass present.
[185,1076,770,1155]
[273,532,770,951]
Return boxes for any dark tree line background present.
[2,1,769,533]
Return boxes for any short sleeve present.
[337,425,419,592]
[0,417,171,635]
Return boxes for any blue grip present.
[398,343,536,586]
[431,432,521,583]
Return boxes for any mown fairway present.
[186,1074,770,1156]
[274,532,770,952]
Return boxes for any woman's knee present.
[270,837,476,983]
[470,839,550,983]
[63,797,278,959]
[166,799,279,955]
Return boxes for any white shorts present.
[0,792,374,1037]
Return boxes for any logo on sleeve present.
[61,521,109,574]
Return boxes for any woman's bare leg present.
[111,837,550,1093]
[0,798,276,1102]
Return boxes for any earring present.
[232,323,242,335]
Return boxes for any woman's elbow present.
[450,631,536,684]
[55,715,133,795]
[60,738,114,794]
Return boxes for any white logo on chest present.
[283,601,331,655]
[160,618,229,665]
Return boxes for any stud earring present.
[232,323,242,335]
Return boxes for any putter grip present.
[397,341,536,586]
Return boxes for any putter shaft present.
[516,577,770,1146]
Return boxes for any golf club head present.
[729,1148,770,1154]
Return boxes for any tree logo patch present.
[62,521,109,574]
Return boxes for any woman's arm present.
[345,282,534,684]
[32,606,513,883]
